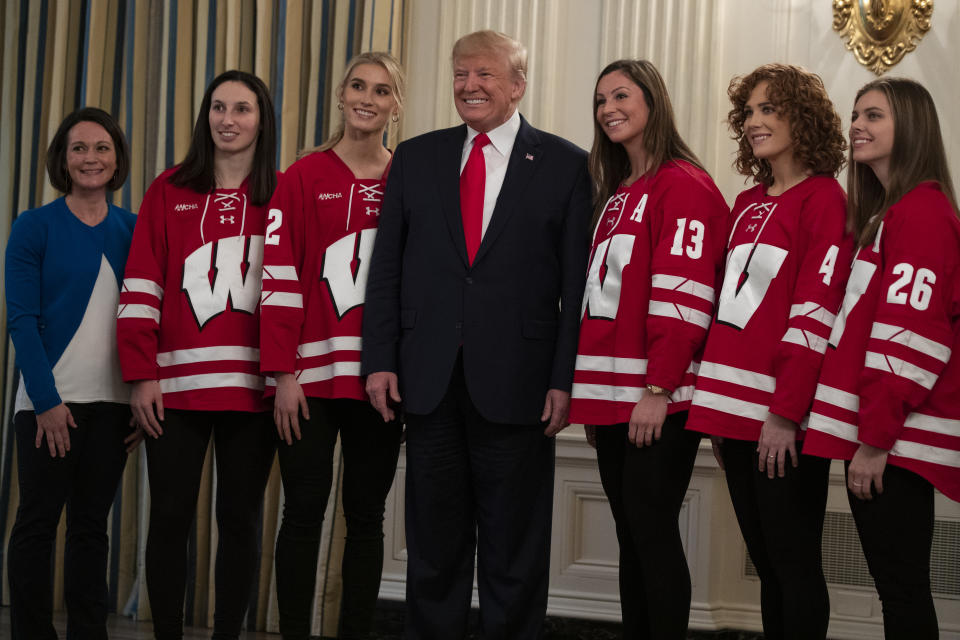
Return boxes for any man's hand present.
[366,371,401,422]
[542,389,570,436]
[628,392,668,447]
[848,443,889,500]
[757,413,799,479]
[36,403,78,457]
[274,373,310,445]
[131,380,164,438]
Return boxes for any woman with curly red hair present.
[686,64,852,639]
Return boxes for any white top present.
[460,109,521,239]
[16,255,129,412]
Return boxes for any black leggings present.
[720,438,830,640]
[847,463,938,639]
[7,403,130,640]
[595,412,702,639]
[274,397,402,640]
[144,409,276,640]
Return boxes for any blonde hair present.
[452,30,527,81]
[303,51,405,156]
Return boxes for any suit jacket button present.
[465,276,473,285]
[455,321,463,329]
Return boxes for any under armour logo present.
[220,215,235,224]
[365,206,380,217]
[746,223,758,233]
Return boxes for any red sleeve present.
[858,202,959,449]
[769,185,852,422]
[259,165,307,374]
[770,186,853,423]
[117,175,168,382]
[645,171,730,390]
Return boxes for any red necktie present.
[460,132,490,264]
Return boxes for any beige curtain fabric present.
[0,0,405,635]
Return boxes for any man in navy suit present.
[362,29,591,639]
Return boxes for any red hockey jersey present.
[569,161,729,425]
[117,168,270,412]
[804,183,960,501]
[686,175,852,441]
[259,150,388,400]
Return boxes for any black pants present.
[143,409,276,640]
[403,357,555,640]
[7,402,130,640]
[847,463,938,639]
[595,412,701,639]
[720,438,830,640]
[274,397,402,640]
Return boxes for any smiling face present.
[453,51,525,133]
[340,63,398,136]
[850,89,894,182]
[208,80,260,155]
[743,81,794,166]
[595,70,651,153]
[65,121,117,194]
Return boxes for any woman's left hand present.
[628,392,668,448]
[848,443,889,501]
[757,413,799,479]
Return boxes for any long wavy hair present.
[847,77,959,247]
[170,70,277,205]
[304,51,405,156]
[727,63,845,187]
[589,59,704,227]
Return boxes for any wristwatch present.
[646,384,670,397]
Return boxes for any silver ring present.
[767,454,775,459]
[853,481,863,486]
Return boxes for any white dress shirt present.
[459,109,521,239]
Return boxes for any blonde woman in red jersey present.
[804,78,960,639]
[258,52,405,640]
[568,59,729,638]
[685,64,851,640]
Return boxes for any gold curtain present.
[0,0,405,635]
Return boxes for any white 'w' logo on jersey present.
[182,235,265,328]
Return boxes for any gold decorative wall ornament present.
[833,0,933,75]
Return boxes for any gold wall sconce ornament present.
[833,0,933,75]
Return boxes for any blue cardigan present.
[5,197,136,413]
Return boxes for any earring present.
[391,112,399,123]
[337,102,344,111]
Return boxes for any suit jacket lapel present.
[472,116,541,266]
[439,124,470,267]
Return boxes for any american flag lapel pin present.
[525,153,534,161]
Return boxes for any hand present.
[628,391,668,447]
[124,416,145,454]
[848,443,889,500]
[584,424,597,449]
[131,380,164,438]
[757,413,799,479]
[366,371,401,422]
[35,403,78,457]
[274,373,309,445]
[710,435,725,470]
[542,389,571,436]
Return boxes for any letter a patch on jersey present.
[183,235,265,328]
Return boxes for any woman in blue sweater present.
[5,107,137,640]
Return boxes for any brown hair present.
[727,63,845,186]
[305,51,406,156]
[848,77,959,247]
[46,107,130,193]
[170,70,277,206]
[589,59,705,227]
